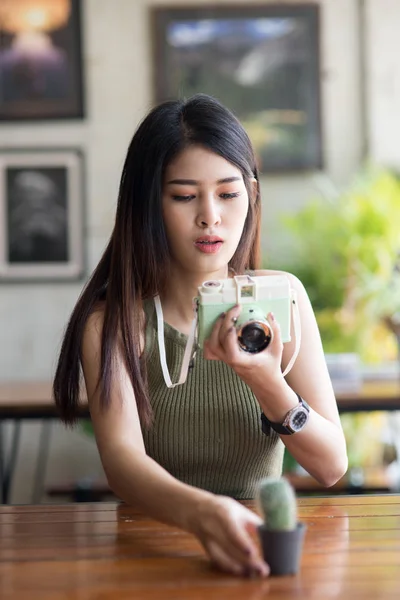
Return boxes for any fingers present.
[206,540,245,576]
[205,311,225,358]
[207,507,256,567]
[225,506,270,576]
[218,305,241,348]
[224,520,260,563]
[266,312,283,356]
[195,496,270,578]
[205,537,269,578]
[206,305,241,359]
[244,513,264,535]
[214,500,270,576]
[213,521,256,566]
[204,307,284,368]
[242,507,265,532]
[203,340,220,361]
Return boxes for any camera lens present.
[238,322,271,353]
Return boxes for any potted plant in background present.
[256,476,306,575]
[363,268,400,365]
[268,166,400,488]
[272,166,400,367]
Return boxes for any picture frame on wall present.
[152,4,322,172]
[0,0,84,120]
[0,149,84,282]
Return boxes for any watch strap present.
[261,394,310,436]
[261,412,292,435]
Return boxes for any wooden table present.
[0,382,86,504]
[335,379,400,412]
[0,495,399,599]
[0,382,87,419]
[1,380,400,504]
[2,379,400,418]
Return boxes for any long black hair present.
[53,94,262,427]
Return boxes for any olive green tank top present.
[141,300,284,499]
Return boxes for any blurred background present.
[1,0,400,503]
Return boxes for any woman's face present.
[162,145,250,276]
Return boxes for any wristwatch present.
[261,394,310,436]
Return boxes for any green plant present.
[256,477,297,531]
[271,167,400,363]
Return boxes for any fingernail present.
[258,564,269,577]
[269,312,275,321]
[220,312,226,319]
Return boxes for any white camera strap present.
[282,289,301,378]
[154,288,301,389]
[154,295,198,388]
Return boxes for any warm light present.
[26,9,49,30]
[0,0,71,34]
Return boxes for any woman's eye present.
[220,192,240,200]
[172,194,195,202]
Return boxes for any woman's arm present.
[81,311,269,578]
[204,272,348,487]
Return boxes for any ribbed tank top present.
[141,300,284,499]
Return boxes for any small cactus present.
[256,477,297,531]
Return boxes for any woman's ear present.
[250,177,259,203]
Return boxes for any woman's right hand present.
[187,493,270,577]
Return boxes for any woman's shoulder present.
[82,301,146,357]
[83,302,106,338]
[252,269,305,293]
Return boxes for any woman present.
[54,94,347,577]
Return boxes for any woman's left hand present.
[203,304,284,386]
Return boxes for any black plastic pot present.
[258,522,306,576]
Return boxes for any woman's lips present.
[194,236,224,254]
[194,240,223,254]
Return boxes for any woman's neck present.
[159,265,229,334]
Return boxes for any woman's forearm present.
[99,442,270,578]
[250,378,348,487]
[279,410,348,486]
[101,442,211,531]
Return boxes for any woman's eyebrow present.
[166,176,242,185]
[166,178,197,185]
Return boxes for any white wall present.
[365,0,400,168]
[0,0,389,502]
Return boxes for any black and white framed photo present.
[152,4,322,172]
[0,0,84,120]
[0,149,84,281]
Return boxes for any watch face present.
[289,407,309,432]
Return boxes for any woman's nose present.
[196,197,222,228]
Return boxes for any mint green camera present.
[196,274,292,353]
